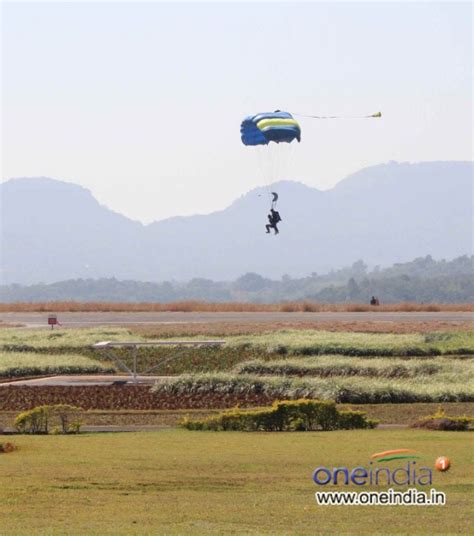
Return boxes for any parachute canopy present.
[241,111,301,146]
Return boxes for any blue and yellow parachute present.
[240,111,301,146]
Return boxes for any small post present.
[48,314,58,330]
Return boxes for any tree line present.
[0,255,472,304]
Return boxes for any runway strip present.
[1,311,472,328]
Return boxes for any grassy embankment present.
[0,429,472,535]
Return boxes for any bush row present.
[0,364,115,378]
[230,331,474,356]
[234,359,442,378]
[181,399,378,431]
[245,344,472,357]
[155,374,474,403]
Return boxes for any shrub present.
[411,407,472,431]
[338,410,378,429]
[14,405,82,434]
[14,406,49,434]
[180,399,376,432]
[49,405,82,434]
[67,421,82,434]
[0,442,17,453]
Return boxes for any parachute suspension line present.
[259,141,296,210]
[267,143,278,209]
[270,142,295,210]
[291,111,382,120]
[241,111,302,211]
[256,145,275,209]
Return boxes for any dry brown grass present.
[130,320,473,338]
[0,300,472,313]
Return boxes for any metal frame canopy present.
[92,340,225,383]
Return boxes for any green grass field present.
[1,429,472,535]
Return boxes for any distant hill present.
[1,161,472,284]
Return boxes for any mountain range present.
[1,161,472,285]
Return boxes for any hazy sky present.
[2,1,472,223]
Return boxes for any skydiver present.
[265,208,282,235]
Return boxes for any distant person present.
[265,209,282,235]
[370,296,377,306]
[375,297,380,306]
